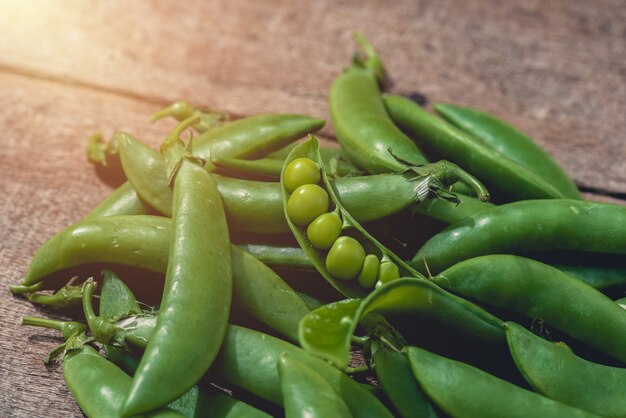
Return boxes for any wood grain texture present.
[0,0,624,416]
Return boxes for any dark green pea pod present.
[281,137,425,298]
[412,194,494,224]
[10,216,310,343]
[412,199,626,274]
[505,321,626,418]
[432,255,626,364]
[550,263,626,291]
[298,278,504,369]
[64,344,186,418]
[278,354,353,418]
[435,103,581,199]
[384,94,567,200]
[85,113,324,219]
[405,346,601,418]
[365,315,438,418]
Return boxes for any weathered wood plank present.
[0,0,624,191]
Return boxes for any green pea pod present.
[298,278,504,368]
[384,94,567,200]
[121,118,233,416]
[85,113,324,219]
[370,336,437,418]
[432,255,626,364]
[412,194,494,224]
[435,103,581,199]
[85,181,153,220]
[11,216,310,342]
[405,346,601,418]
[115,131,444,234]
[212,157,285,181]
[238,243,313,270]
[281,137,424,298]
[64,344,186,418]
[278,354,353,418]
[505,321,626,418]
[412,199,626,274]
[550,263,626,291]
[330,37,428,173]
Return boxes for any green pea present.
[307,212,342,250]
[286,184,330,226]
[326,236,366,280]
[378,261,400,284]
[283,157,321,192]
[357,254,380,289]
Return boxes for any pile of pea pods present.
[12,33,626,418]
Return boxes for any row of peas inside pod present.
[281,136,422,297]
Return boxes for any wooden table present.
[1,1,624,416]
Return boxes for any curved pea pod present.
[384,94,567,200]
[367,320,439,418]
[412,199,626,274]
[298,278,504,368]
[237,243,313,270]
[281,137,424,298]
[550,263,626,291]
[11,215,310,342]
[329,36,428,173]
[435,103,581,199]
[278,355,353,418]
[432,255,626,364]
[214,325,394,418]
[405,346,601,418]
[86,113,324,219]
[64,345,186,418]
[505,321,626,418]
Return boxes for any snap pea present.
[121,117,233,416]
[213,157,286,181]
[237,243,313,270]
[85,113,324,219]
[412,199,626,274]
[435,103,581,199]
[278,355,353,418]
[11,215,310,342]
[298,278,504,368]
[384,94,567,200]
[64,345,186,418]
[365,315,438,418]
[412,194,494,224]
[432,255,626,364]
[406,346,601,418]
[329,35,428,173]
[281,137,423,298]
[550,263,626,291]
[505,321,626,418]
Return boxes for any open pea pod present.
[281,136,424,298]
[505,321,626,418]
[298,278,504,368]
